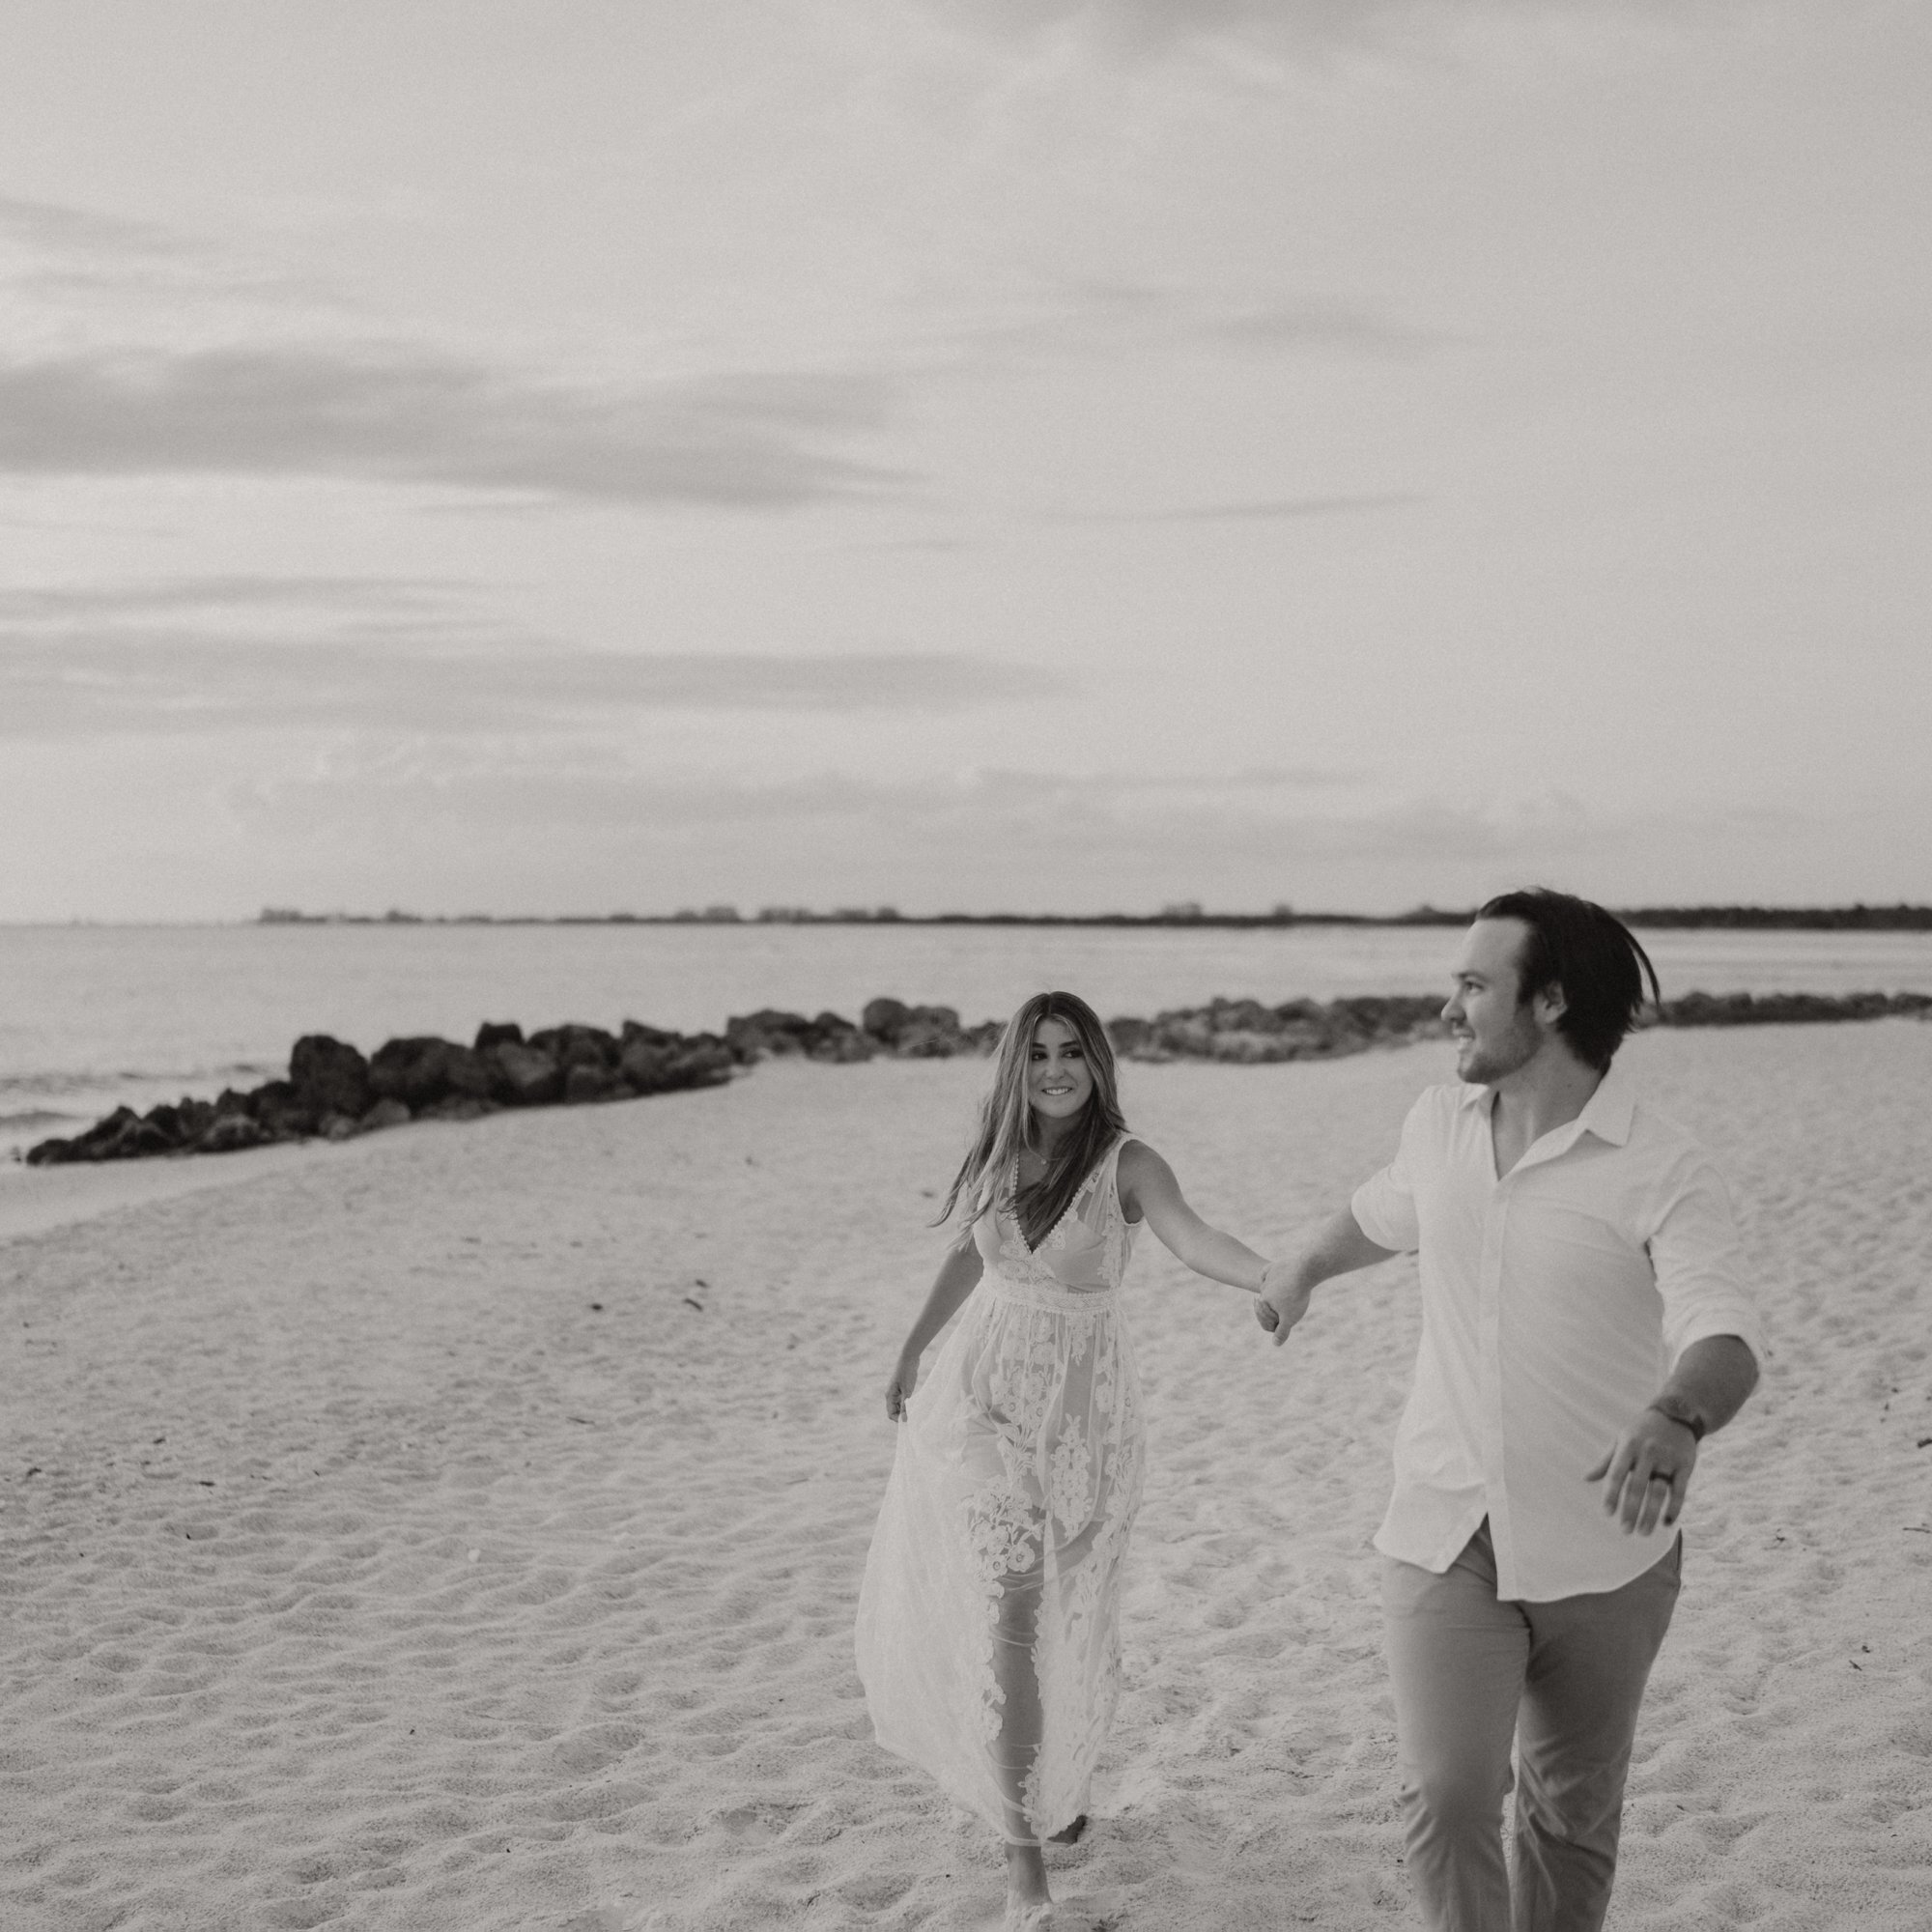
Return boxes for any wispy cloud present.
[938,0,1718,59]
[1208,299,1449,356]
[946,281,1439,372]
[0,576,454,622]
[0,620,1044,738]
[213,754,1616,921]
[234,756,1383,840]
[0,193,189,262]
[1043,492,1421,523]
[0,348,910,507]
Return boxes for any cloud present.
[0,576,453,622]
[934,0,1399,53]
[949,280,1438,371]
[0,623,1046,737]
[1045,492,1422,523]
[207,754,1650,922]
[0,194,189,262]
[227,757,1454,849]
[0,347,911,507]
[935,0,1717,58]
[1208,299,1449,356]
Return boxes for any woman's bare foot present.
[1004,1842,1053,1928]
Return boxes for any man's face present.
[1442,918,1548,1085]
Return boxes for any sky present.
[2,0,1927,921]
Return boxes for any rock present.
[368,1037,452,1104]
[486,1041,562,1106]
[626,1037,735,1094]
[66,1107,140,1160]
[1150,1013,1214,1058]
[563,1063,622,1103]
[724,1009,812,1061]
[359,1097,412,1132]
[435,1043,494,1099]
[247,1080,316,1139]
[663,1040,735,1091]
[895,1007,968,1056]
[68,1110,179,1160]
[724,1009,876,1064]
[527,1024,618,1072]
[196,1112,269,1153]
[1208,1030,1297,1064]
[620,1019,681,1050]
[368,1037,491,1108]
[1108,996,1445,1065]
[809,1011,875,1063]
[473,1020,525,1052]
[861,999,971,1054]
[618,1039,678,1094]
[1206,997,1279,1034]
[24,1135,76,1165]
[289,1035,372,1119]
[862,997,911,1043]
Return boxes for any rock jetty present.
[24,988,1930,1166]
[24,1020,740,1166]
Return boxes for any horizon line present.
[7,902,1932,933]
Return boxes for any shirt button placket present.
[1478,1180,1511,1589]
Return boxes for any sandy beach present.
[4,1021,1929,1931]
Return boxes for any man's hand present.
[884,1353,919,1422]
[1584,1407,1698,1535]
[1255,1259,1314,1348]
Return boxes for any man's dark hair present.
[1477,887,1662,1072]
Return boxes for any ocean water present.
[5,921,1932,1160]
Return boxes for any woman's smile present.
[1027,1016,1094,1123]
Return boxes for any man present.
[1259,888,1762,1932]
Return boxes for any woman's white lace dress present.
[856,1135,1147,1843]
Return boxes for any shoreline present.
[20,988,1932,1172]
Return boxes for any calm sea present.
[5,921,1932,1159]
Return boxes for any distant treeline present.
[257,903,1932,931]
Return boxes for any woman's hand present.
[884,1351,919,1421]
[1256,1259,1315,1346]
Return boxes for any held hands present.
[1584,1407,1698,1535]
[884,1351,919,1423]
[1254,1259,1313,1349]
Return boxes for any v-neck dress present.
[855,1135,1148,1843]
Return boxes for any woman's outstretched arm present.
[884,1241,984,1419]
[1117,1142,1268,1295]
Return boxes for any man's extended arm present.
[1255,1206,1399,1347]
[1584,1333,1761,1535]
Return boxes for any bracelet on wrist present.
[1647,1401,1706,1442]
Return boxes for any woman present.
[855,991,1272,1930]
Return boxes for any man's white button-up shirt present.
[1350,1063,1765,1603]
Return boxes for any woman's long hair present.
[937,991,1128,1249]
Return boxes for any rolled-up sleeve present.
[1645,1154,1766,1366]
[1350,1094,1427,1253]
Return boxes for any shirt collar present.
[1454,1060,1637,1147]
[1577,1062,1635,1146]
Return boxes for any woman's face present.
[1027,1016,1094,1127]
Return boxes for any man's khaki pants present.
[1382,1521,1681,1932]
